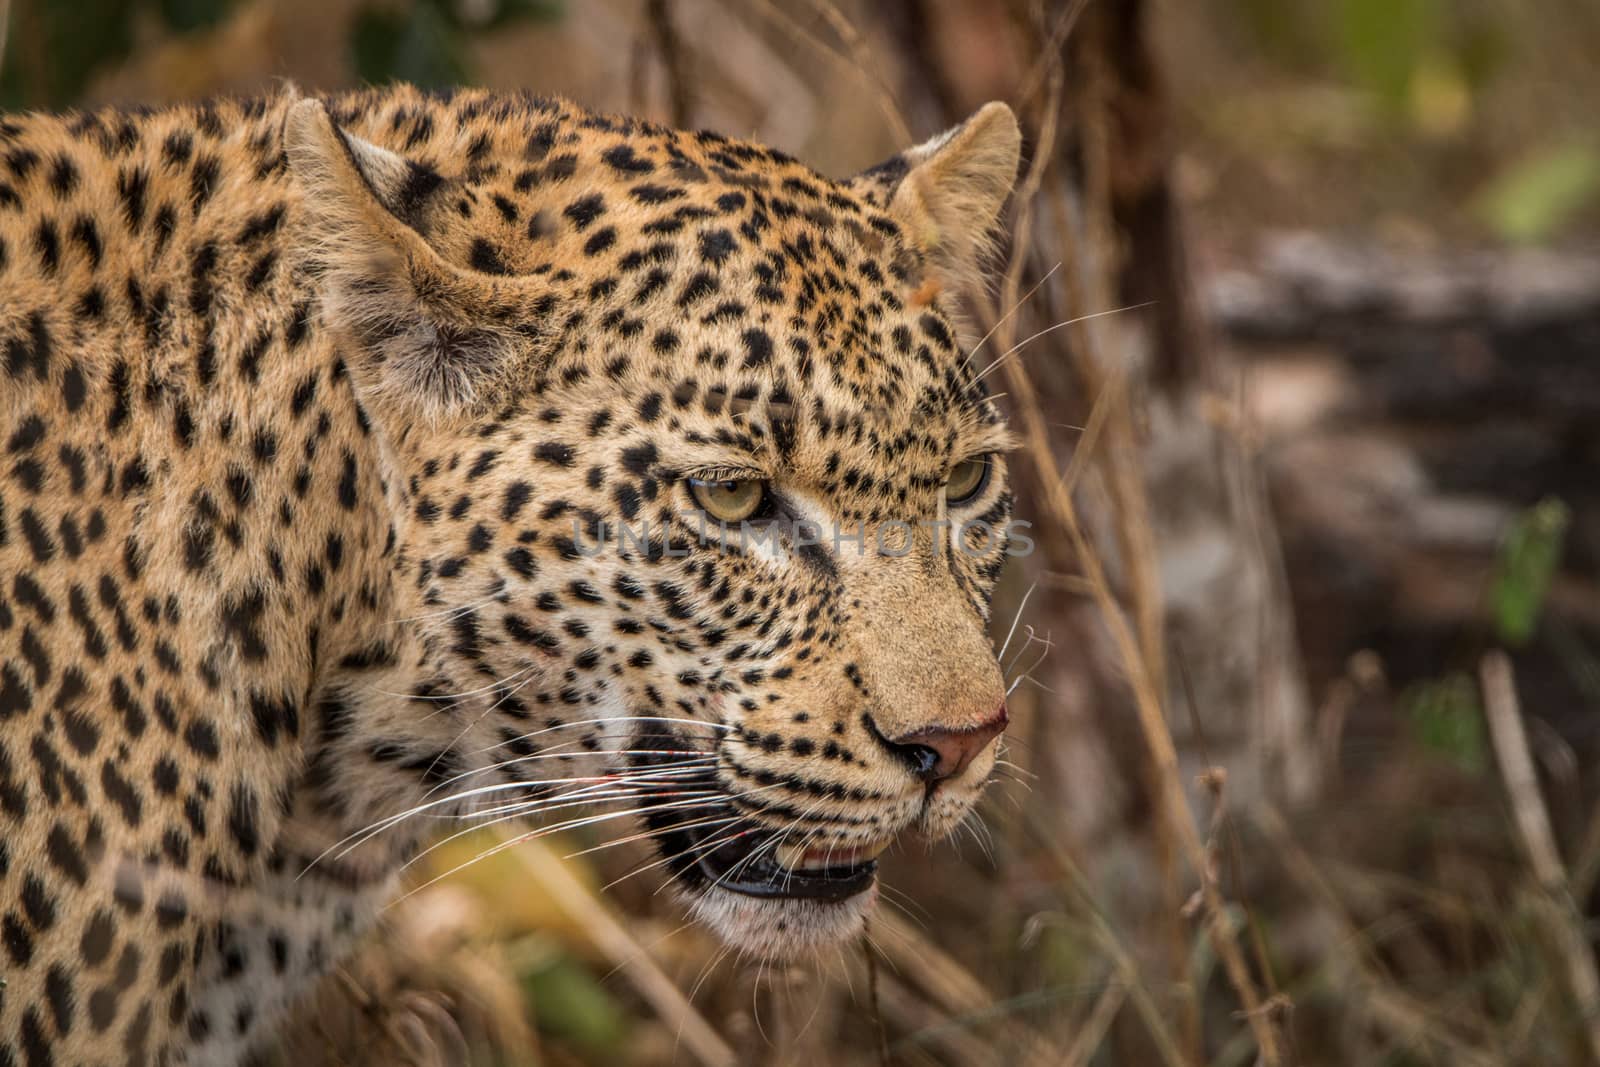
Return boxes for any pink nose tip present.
[895,703,1008,783]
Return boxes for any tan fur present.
[0,86,1019,1063]
[882,100,1020,294]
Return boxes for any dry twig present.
[1257,807,1504,1067]
[989,87,1286,1067]
[1060,972,1128,1067]
[1002,188,1285,1067]
[1480,651,1600,1063]
[645,0,694,128]
[747,0,910,146]
[950,3,1286,1057]
[1023,816,1189,1067]
[495,831,737,1067]
[801,0,912,145]
[868,908,1066,1065]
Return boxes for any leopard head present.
[286,92,1020,957]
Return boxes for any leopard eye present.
[690,478,768,523]
[944,456,990,506]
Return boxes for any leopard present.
[0,82,1021,1065]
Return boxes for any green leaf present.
[1478,145,1600,245]
[1491,497,1570,645]
[522,952,626,1051]
[350,3,471,90]
[156,0,237,33]
[1404,674,1485,775]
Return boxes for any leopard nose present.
[875,704,1008,784]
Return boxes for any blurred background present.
[6,1,1600,1063]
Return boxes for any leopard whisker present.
[973,301,1155,384]
[597,916,699,987]
[387,755,711,823]
[424,740,717,800]
[468,749,717,787]
[962,261,1061,370]
[752,956,772,1042]
[420,661,549,780]
[302,758,718,874]
[575,781,799,883]
[568,813,736,863]
[594,819,753,892]
[785,961,832,1045]
[755,794,841,894]
[386,787,778,908]
[1005,629,1055,698]
[876,881,932,926]
[643,827,767,898]
[1002,625,1051,680]
[478,714,731,755]
[996,581,1037,662]
[1010,673,1057,697]
[644,787,816,898]
[455,779,723,825]
[386,584,507,626]
[464,779,785,868]
[398,791,729,873]
[419,713,728,796]
[456,774,723,825]
[958,810,997,866]
[717,806,835,896]
[367,662,537,704]
[683,942,734,1044]
[993,756,1037,781]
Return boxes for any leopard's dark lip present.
[637,789,877,902]
[690,813,878,901]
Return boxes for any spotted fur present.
[0,85,1020,1064]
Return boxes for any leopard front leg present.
[178,825,400,1065]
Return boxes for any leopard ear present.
[851,102,1021,292]
[284,98,557,421]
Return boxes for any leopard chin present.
[687,880,879,960]
[620,714,1004,955]
[634,769,995,957]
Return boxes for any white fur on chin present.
[685,759,993,958]
[687,881,880,959]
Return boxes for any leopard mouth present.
[692,816,881,901]
[639,793,882,902]
[626,729,885,904]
